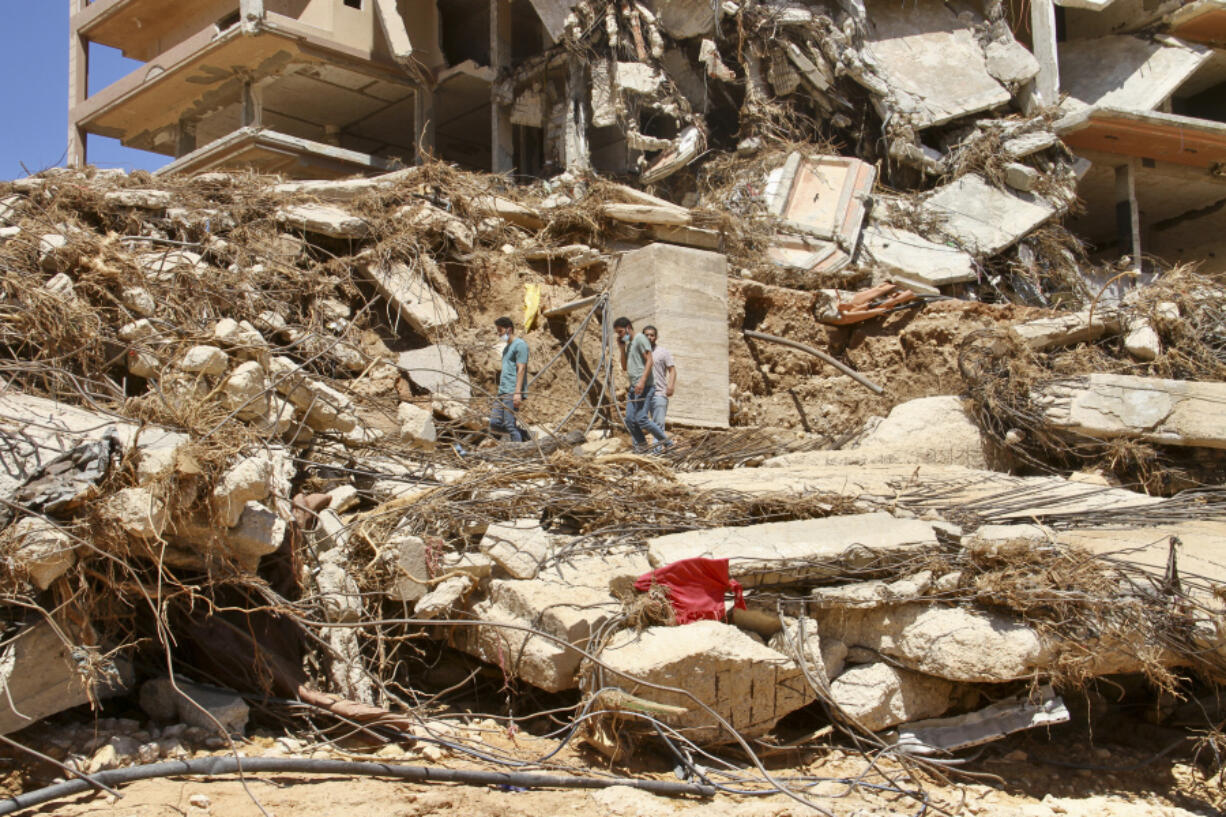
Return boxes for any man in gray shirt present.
[613,316,671,453]
[642,325,675,430]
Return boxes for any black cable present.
[0,757,716,815]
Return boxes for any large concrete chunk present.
[858,224,977,286]
[609,244,729,428]
[815,603,1047,683]
[276,204,371,239]
[1034,374,1226,450]
[647,514,939,587]
[1059,35,1211,114]
[362,261,458,334]
[829,662,955,732]
[0,620,130,735]
[921,175,1058,256]
[1010,309,1123,350]
[480,519,552,580]
[398,344,471,399]
[456,579,621,692]
[593,621,816,743]
[850,396,989,469]
[864,0,1010,129]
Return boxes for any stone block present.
[397,402,437,447]
[414,575,476,620]
[362,260,457,334]
[647,514,938,587]
[177,345,230,376]
[213,454,274,527]
[1004,163,1041,192]
[480,519,551,579]
[1034,374,1226,450]
[829,662,954,731]
[593,621,816,743]
[222,361,270,417]
[226,502,288,561]
[1123,319,1161,361]
[102,487,168,539]
[609,244,729,429]
[276,203,371,238]
[398,345,471,399]
[139,678,249,735]
[138,250,207,279]
[269,357,357,433]
[985,39,1041,85]
[814,603,1047,683]
[121,287,156,317]
[9,516,76,590]
[388,532,431,603]
[846,395,989,469]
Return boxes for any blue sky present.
[0,2,164,180]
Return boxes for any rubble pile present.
[0,1,1225,812]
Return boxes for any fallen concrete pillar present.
[647,513,939,587]
[1034,373,1226,450]
[609,244,729,428]
[275,203,371,239]
[1010,308,1122,350]
[591,620,816,744]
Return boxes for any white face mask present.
[499,331,509,342]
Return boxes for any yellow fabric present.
[523,283,542,332]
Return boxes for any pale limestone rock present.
[38,234,68,271]
[276,203,371,239]
[397,402,437,447]
[1123,319,1161,361]
[177,345,229,376]
[102,487,168,539]
[213,455,274,527]
[126,349,160,379]
[139,678,249,734]
[984,40,1041,85]
[815,603,1047,683]
[413,575,476,619]
[118,318,157,342]
[0,195,22,225]
[222,361,270,418]
[480,519,551,580]
[388,532,431,603]
[327,484,360,514]
[227,502,287,561]
[121,287,157,317]
[10,517,76,589]
[593,621,816,743]
[829,662,954,731]
[269,357,357,433]
[138,250,207,279]
[1004,163,1041,192]
[213,318,267,357]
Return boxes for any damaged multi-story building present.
[66,0,1226,271]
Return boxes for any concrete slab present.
[646,513,939,587]
[609,244,729,428]
[1034,373,1226,449]
[594,620,816,744]
[1059,36,1211,114]
[276,204,372,239]
[398,344,471,399]
[921,174,1058,256]
[863,0,1010,129]
[361,260,458,335]
[858,224,977,286]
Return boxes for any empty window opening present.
[343,0,362,8]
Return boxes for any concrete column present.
[175,118,198,157]
[1114,162,1142,271]
[67,0,89,168]
[241,80,263,127]
[491,0,514,174]
[239,0,265,32]
[414,85,436,164]
[1030,0,1059,107]
[564,57,591,173]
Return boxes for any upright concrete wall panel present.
[609,244,729,429]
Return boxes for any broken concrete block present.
[1004,163,1041,193]
[139,678,249,735]
[104,189,174,209]
[9,516,76,590]
[864,0,1010,129]
[858,224,977,286]
[896,685,1068,754]
[398,345,471,400]
[0,195,21,226]
[984,39,1041,85]
[0,226,20,241]
[138,250,207,279]
[1002,131,1058,159]
[0,620,130,735]
[397,402,437,447]
[213,454,273,528]
[361,260,457,334]
[768,617,845,686]
[276,203,371,239]
[222,360,270,418]
[327,484,360,514]
[121,287,156,317]
[414,575,476,620]
[850,396,990,469]
[1034,374,1226,450]
[395,202,475,252]
[38,234,69,271]
[388,531,431,603]
[922,174,1057,256]
[592,620,816,743]
[458,578,621,692]
[214,318,267,356]
[1059,35,1211,114]
[118,318,157,342]
[440,550,495,580]
[1124,319,1161,361]
[102,487,168,540]
[764,152,875,248]
[126,349,160,379]
[480,519,551,580]
[648,513,938,588]
[226,502,287,561]
[177,345,230,376]
[829,662,955,732]
[814,603,1047,683]
[1010,308,1122,350]
[269,357,357,433]
[810,571,935,609]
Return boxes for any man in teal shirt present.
[613,316,671,453]
[490,316,528,442]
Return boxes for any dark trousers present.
[490,393,526,442]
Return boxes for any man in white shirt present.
[642,325,676,431]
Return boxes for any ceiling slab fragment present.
[1058,35,1212,114]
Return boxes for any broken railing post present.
[743,330,884,395]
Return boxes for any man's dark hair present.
[613,316,631,329]
[494,316,514,330]
[643,325,657,334]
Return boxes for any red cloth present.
[634,557,747,624]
